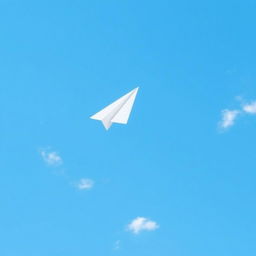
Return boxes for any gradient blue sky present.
[1,0,256,255]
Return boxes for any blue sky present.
[1,0,256,255]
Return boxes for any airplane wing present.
[111,87,138,124]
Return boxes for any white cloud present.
[219,98,256,131]
[40,150,63,166]
[219,109,240,129]
[127,217,159,234]
[76,178,94,190]
[243,101,256,114]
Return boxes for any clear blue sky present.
[1,0,256,255]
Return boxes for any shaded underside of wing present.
[111,88,138,124]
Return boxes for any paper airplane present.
[90,87,139,130]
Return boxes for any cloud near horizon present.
[127,217,159,234]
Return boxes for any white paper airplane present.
[90,87,139,130]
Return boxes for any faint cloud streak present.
[114,240,120,250]
[76,178,94,190]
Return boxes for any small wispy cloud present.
[40,150,63,166]
[114,240,120,250]
[76,178,94,190]
[243,101,256,114]
[127,217,159,234]
[219,109,240,129]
